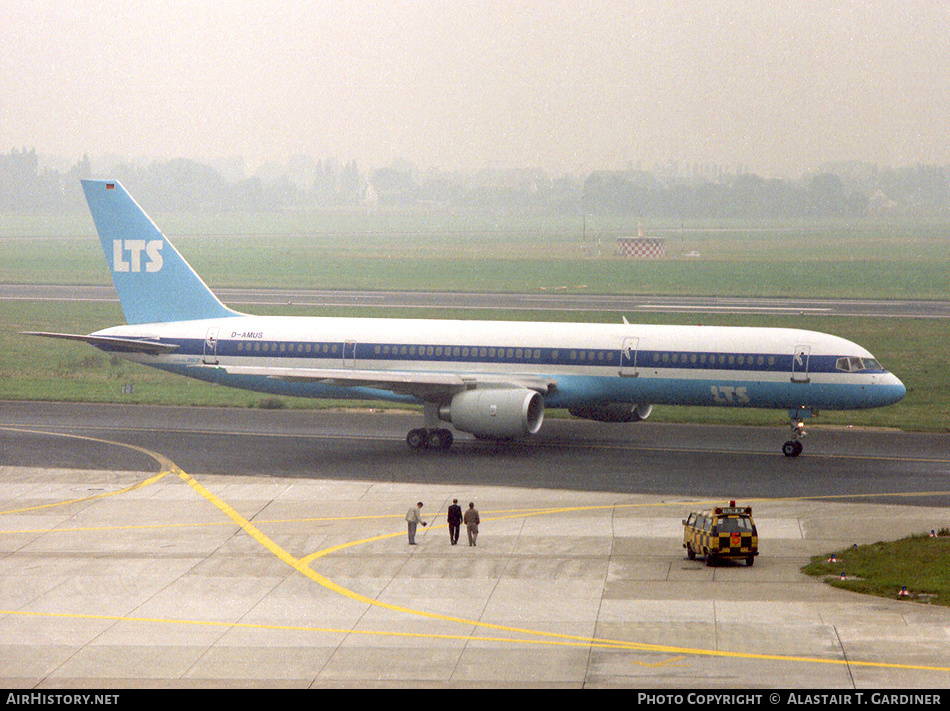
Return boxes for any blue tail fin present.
[81,179,241,324]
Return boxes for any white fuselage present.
[94,314,906,413]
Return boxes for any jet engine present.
[440,388,544,439]
[568,402,653,423]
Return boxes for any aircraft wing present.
[22,331,180,355]
[215,364,557,399]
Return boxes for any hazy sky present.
[3,1,949,178]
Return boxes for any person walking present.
[406,501,426,545]
[447,499,463,545]
[463,501,480,547]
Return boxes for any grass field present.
[803,534,950,607]
[2,215,950,298]
[1,213,948,431]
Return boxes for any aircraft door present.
[343,340,357,368]
[203,327,220,365]
[620,337,640,377]
[791,345,811,384]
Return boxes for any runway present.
[2,284,949,318]
[2,402,950,688]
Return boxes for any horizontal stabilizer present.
[22,331,180,355]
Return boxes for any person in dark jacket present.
[447,499,463,545]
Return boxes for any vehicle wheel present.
[426,428,453,450]
[782,441,802,457]
[686,543,696,560]
[406,428,428,449]
[703,550,714,566]
[438,429,454,450]
[747,555,755,567]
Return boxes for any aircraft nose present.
[878,372,906,406]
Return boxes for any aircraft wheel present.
[406,428,428,450]
[426,428,453,450]
[782,440,803,457]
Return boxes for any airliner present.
[25,179,906,456]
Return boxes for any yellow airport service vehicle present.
[683,501,758,566]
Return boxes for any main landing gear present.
[782,409,813,457]
[406,427,454,450]
[406,401,454,451]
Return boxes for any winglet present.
[81,179,241,324]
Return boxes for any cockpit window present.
[836,357,884,372]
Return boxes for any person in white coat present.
[406,502,427,545]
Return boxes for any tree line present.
[2,147,948,219]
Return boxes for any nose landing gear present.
[783,409,814,457]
